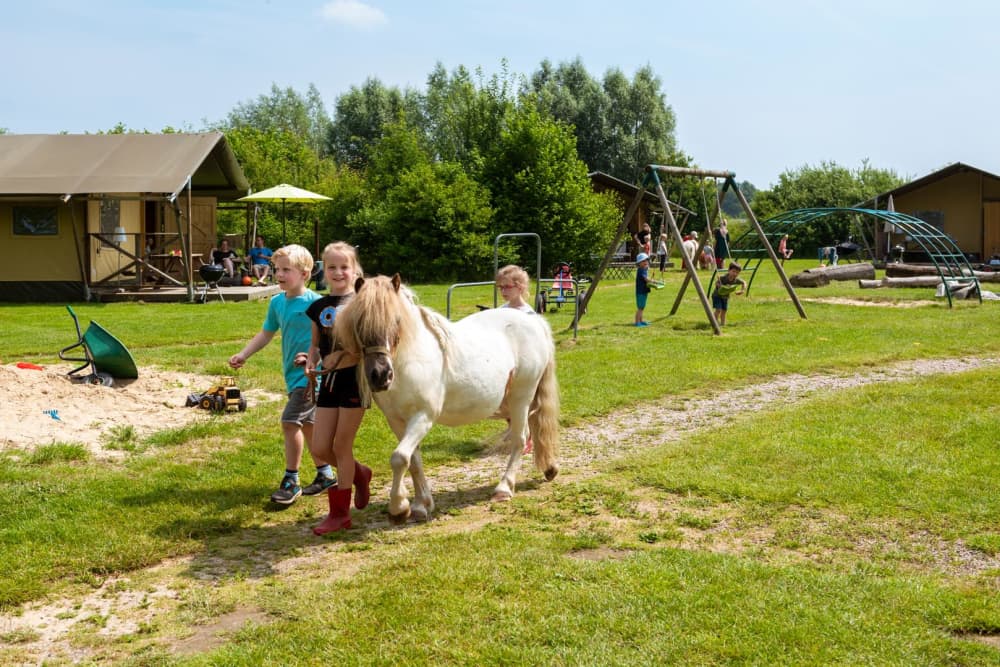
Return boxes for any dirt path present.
[3,355,998,663]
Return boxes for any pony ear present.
[391,273,401,291]
[354,276,365,292]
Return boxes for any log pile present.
[789,263,875,288]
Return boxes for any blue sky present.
[3,0,997,188]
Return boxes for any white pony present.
[335,274,560,523]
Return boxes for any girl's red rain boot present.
[313,488,352,535]
[353,461,372,509]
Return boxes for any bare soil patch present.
[0,363,281,459]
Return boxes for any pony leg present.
[493,406,528,501]
[388,414,434,524]
[408,448,434,521]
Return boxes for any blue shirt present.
[249,246,273,266]
[263,290,321,392]
[635,266,650,294]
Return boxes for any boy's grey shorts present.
[281,386,316,425]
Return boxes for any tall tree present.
[481,104,619,272]
[424,62,517,172]
[528,60,676,183]
[224,83,331,158]
[325,78,424,169]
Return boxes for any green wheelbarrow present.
[58,305,138,386]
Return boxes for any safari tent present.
[0,132,249,302]
[861,162,1000,263]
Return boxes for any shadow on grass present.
[123,472,545,584]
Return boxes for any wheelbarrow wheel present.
[88,372,114,387]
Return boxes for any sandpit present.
[0,363,280,459]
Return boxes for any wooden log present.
[859,277,942,289]
[858,276,988,290]
[885,263,1000,281]
[790,262,875,287]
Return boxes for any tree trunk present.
[885,263,1000,280]
[859,277,942,289]
[790,263,875,288]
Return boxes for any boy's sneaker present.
[270,475,302,505]
[301,472,337,496]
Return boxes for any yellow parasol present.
[239,183,331,245]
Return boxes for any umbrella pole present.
[282,199,287,246]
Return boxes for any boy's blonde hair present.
[322,242,364,282]
[496,264,530,299]
[272,244,314,275]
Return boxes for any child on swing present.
[304,242,372,535]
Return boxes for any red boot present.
[353,461,372,509]
[313,488,352,535]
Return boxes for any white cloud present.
[320,0,387,29]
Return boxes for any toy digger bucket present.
[58,305,138,385]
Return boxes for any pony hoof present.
[410,505,430,522]
[544,466,559,481]
[491,491,513,502]
[388,509,410,525]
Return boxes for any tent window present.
[100,199,120,247]
[13,206,58,235]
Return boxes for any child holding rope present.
[304,242,372,535]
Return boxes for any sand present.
[0,363,277,459]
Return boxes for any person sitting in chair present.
[210,239,240,278]
[247,235,273,284]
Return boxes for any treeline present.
[208,59,695,281]
[100,58,905,277]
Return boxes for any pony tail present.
[529,357,560,481]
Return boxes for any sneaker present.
[301,472,337,496]
[270,475,302,505]
[635,321,649,327]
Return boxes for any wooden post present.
[652,172,721,335]
[578,186,645,317]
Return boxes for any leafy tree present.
[224,83,330,157]
[528,60,676,183]
[424,62,517,172]
[325,78,424,169]
[752,160,903,249]
[481,105,619,273]
[348,162,495,282]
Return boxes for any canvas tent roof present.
[0,132,249,199]
[856,162,1000,208]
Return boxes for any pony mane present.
[335,275,419,355]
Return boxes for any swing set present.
[580,165,807,335]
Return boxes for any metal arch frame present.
[727,208,981,307]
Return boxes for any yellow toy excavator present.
[185,376,247,412]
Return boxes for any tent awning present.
[0,132,249,199]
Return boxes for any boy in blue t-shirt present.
[634,252,652,327]
[229,244,331,505]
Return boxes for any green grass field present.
[2,259,999,665]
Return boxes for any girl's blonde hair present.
[322,241,364,282]
[272,244,314,275]
[496,264,530,300]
